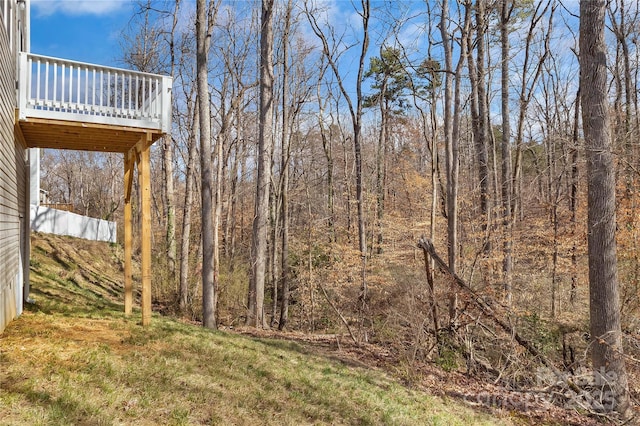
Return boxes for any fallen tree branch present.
[316,280,358,344]
[418,237,632,423]
[419,239,439,341]
[417,237,578,390]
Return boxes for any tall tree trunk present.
[610,0,633,143]
[163,138,177,283]
[375,82,388,255]
[278,0,293,330]
[247,0,275,329]
[180,99,198,314]
[305,0,370,340]
[512,1,553,223]
[227,136,246,267]
[580,0,631,418]
[269,175,279,328]
[475,1,490,239]
[317,64,335,243]
[411,0,440,334]
[354,1,370,333]
[440,0,455,273]
[428,43,439,337]
[500,0,513,306]
[468,0,490,254]
[224,140,238,259]
[440,0,468,326]
[196,0,218,329]
[164,0,180,292]
[569,87,580,305]
[213,114,224,331]
[278,142,290,329]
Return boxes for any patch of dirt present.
[1,316,133,357]
[232,327,394,369]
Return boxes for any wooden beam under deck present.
[123,150,135,317]
[138,134,153,327]
[18,108,165,327]
[17,115,163,152]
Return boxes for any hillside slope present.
[0,234,586,425]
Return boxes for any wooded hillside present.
[38,0,640,421]
[0,233,604,425]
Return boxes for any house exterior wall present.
[0,0,28,334]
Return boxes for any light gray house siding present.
[0,0,28,333]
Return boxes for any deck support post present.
[138,133,153,326]
[123,133,153,326]
[123,149,135,316]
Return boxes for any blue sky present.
[30,0,139,68]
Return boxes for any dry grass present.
[0,234,517,425]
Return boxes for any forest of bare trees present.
[39,0,640,420]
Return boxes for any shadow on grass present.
[251,337,374,370]
[253,337,309,354]
[2,379,114,425]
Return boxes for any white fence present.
[18,52,172,133]
[30,205,116,243]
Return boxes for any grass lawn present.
[0,234,533,425]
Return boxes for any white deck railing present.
[18,52,172,134]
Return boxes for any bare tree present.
[511,0,554,221]
[206,2,256,317]
[179,89,198,314]
[305,0,370,339]
[277,0,294,330]
[467,0,490,254]
[121,1,178,286]
[164,0,180,289]
[247,0,275,328]
[196,0,219,329]
[439,0,469,325]
[500,0,514,305]
[608,0,636,151]
[580,0,631,418]
[316,59,335,244]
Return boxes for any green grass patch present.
[0,234,515,425]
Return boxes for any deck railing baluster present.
[81,66,86,112]
[119,72,123,115]
[107,71,111,112]
[18,52,171,130]
[44,61,49,106]
[155,78,160,118]
[51,61,55,105]
[77,66,81,111]
[60,63,65,109]
[35,57,40,107]
[142,76,146,117]
[120,72,124,115]
[68,64,73,111]
[100,70,104,112]
[91,68,95,111]
[135,75,139,116]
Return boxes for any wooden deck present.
[16,52,172,326]
[17,52,171,152]
[16,115,163,152]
